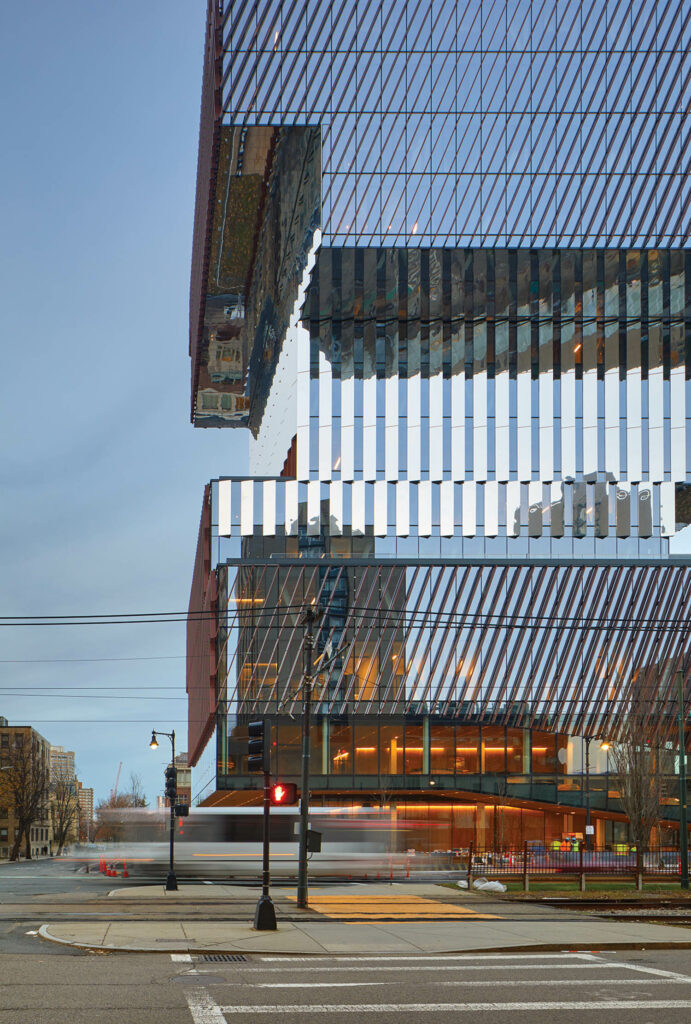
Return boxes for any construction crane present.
[110,762,123,803]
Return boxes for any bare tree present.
[50,767,78,856]
[4,735,49,861]
[94,776,148,842]
[128,773,148,808]
[608,710,663,852]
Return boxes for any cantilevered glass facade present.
[186,0,691,844]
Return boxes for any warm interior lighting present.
[354,747,377,753]
[456,747,479,753]
[532,747,548,752]
[230,598,264,605]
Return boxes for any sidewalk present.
[39,882,691,955]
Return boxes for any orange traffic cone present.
[122,862,129,878]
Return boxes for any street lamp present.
[149,729,177,891]
[584,738,610,850]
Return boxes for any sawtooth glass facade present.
[187,0,691,847]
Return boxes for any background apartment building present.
[0,718,53,859]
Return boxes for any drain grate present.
[201,954,248,963]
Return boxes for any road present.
[2,859,691,1022]
[1,949,691,1023]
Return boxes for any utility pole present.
[679,671,689,890]
[297,606,321,909]
[585,739,591,851]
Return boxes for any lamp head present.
[149,730,159,750]
[600,741,610,750]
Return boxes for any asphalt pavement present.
[3,860,691,1023]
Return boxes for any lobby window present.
[278,723,302,776]
[456,726,479,773]
[308,724,323,776]
[354,722,378,775]
[404,723,424,774]
[506,729,526,773]
[380,723,403,774]
[482,726,506,773]
[532,731,557,773]
[330,722,352,776]
[429,724,454,773]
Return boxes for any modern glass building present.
[186,0,690,848]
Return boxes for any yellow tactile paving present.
[287,893,498,920]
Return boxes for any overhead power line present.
[0,603,688,633]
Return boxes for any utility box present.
[306,829,322,853]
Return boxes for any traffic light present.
[164,765,177,800]
[269,782,298,805]
[248,719,270,773]
[174,804,189,817]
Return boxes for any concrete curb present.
[37,924,691,957]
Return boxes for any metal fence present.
[454,844,682,879]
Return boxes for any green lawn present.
[440,879,691,899]
[502,879,691,898]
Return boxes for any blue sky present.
[0,2,244,807]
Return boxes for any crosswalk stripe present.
[286,893,498,920]
[219,1001,691,1014]
[254,979,690,989]
[259,954,601,962]
[256,963,633,972]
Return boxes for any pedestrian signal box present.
[269,782,298,805]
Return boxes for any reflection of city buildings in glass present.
[186,0,691,849]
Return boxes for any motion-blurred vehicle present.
[93,805,433,879]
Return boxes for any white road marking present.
[24,930,38,936]
[617,962,691,981]
[184,987,227,1024]
[219,1001,691,1014]
[438,978,691,988]
[249,963,633,973]
[256,983,384,989]
[171,953,192,962]
[259,953,601,962]
[203,880,214,885]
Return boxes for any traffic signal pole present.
[248,719,277,929]
[253,768,277,930]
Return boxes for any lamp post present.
[584,739,610,850]
[149,729,177,891]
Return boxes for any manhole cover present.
[201,954,247,963]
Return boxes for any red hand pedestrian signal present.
[269,782,298,805]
